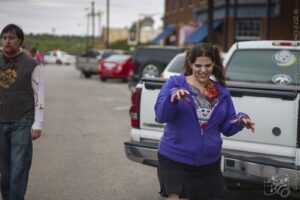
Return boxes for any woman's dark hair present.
[184,43,226,87]
[1,24,24,46]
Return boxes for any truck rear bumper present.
[124,140,300,194]
[76,65,98,74]
[222,155,300,190]
[124,141,158,167]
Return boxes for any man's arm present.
[31,65,44,139]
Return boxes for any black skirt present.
[158,153,227,200]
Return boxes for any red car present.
[98,54,134,82]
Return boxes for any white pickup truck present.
[124,41,300,198]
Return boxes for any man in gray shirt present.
[0,24,44,200]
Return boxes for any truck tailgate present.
[229,91,298,147]
[139,80,165,140]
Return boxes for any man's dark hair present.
[1,24,24,46]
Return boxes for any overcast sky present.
[0,0,164,36]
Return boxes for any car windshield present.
[104,54,130,62]
[226,49,300,86]
[166,53,185,73]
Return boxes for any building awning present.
[149,24,176,44]
[185,20,222,44]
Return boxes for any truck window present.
[226,49,300,85]
[167,54,185,73]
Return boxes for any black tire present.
[139,62,163,78]
[56,60,62,65]
[100,77,107,82]
[83,72,92,78]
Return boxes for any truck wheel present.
[140,62,162,78]
[56,60,62,65]
[83,72,91,78]
[100,77,107,82]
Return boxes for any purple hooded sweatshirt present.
[155,75,244,166]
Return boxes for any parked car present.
[98,54,134,82]
[128,46,184,88]
[76,49,127,78]
[44,50,75,65]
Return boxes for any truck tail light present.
[297,100,300,148]
[129,88,141,128]
[272,41,300,46]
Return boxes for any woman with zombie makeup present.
[155,43,255,200]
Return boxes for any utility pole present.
[106,0,110,49]
[86,11,90,50]
[207,0,214,44]
[224,0,229,50]
[97,10,103,39]
[86,2,101,49]
[265,0,271,40]
[233,0,238,43]
[91,1,95,46]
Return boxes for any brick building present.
[151,0,299,51]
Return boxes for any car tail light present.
[116,64,122,72]
[98,62,102,75]
[129,88,141,128]
[128,69,134,79]
[272,41,300,46]
[126,58,134,79]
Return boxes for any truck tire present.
[83,72,92,78]
[100,77,107,82]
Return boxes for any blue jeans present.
[0,117,33,200]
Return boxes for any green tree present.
[109,39,130,50]
[23,34,93,55]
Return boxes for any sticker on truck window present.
[272,74,292,85]
[272,50,296,67]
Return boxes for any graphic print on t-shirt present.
[0,68,17,89]
[188,83,218,129]
[0,58,18,89]
[196,106,213,128]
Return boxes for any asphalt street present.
[24,64,285,200]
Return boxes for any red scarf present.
[202,81,218,99]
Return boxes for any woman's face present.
[190,56,214,85]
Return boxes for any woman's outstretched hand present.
[171,89,191,103]
[231,117,255,133]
